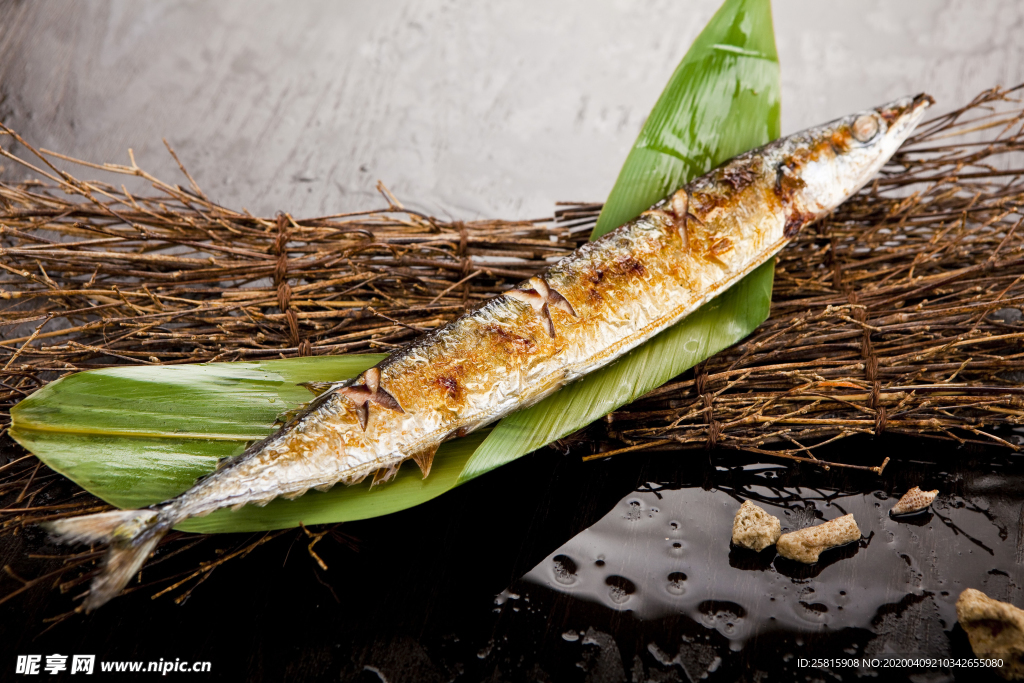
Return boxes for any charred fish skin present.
[43,94,932,610]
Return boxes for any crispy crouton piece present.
[957,588,1024,680]
[776,514,861,564]
[731,500,781,552]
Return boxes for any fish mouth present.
[906,93,935,123]
[877,93,933,141]
[912,92,936,110]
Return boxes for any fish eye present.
[851,114,880,143]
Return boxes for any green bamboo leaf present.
[9,0,781,531]
[592,0,780,240]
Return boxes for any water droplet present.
[562,630,579,642]
[698,600,747,632]
[800,601,828,614]
[494,589,519,605]
[605,575,636,604]
[552,554,578,586]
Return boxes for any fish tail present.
[43,507,172,611]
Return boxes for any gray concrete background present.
[1,0,1021,221]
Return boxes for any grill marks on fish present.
[615,255,647,278]
[721,161,760,192]
[830,129,854,154]
[774,158,813,238]
[485,323,537,355]
[709,237,734,257]
[435,375,462,401]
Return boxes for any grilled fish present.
[46,94,933,609]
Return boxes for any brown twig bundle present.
[0,86,1023,610]
[0,136,583,368]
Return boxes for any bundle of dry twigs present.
[0,86,1023,609]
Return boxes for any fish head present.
[776,93,933,231]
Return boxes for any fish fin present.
[506,288,544,312]
[547,288,577,318]
[669,188,701,241]
[338,385,373,406]
[411,445,438,479]
[670,189,689,220]
[510,281,573,334]
[668,189,701,247]
[371,386,404,414]
[354,402,369,430]
[299,381,335,397]
[275,402,310,427]
[340,385,373,429]
[282,488,309,501]
[370,464,400,487]
[529,276,550,298]
[44,509,145,545]
[43,508,167,611]
[540,302,555,338]
[363,367,380,394]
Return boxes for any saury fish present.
[46,94,933,609]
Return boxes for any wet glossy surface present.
[511,450,1022,680]
[524,471,1019,637]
